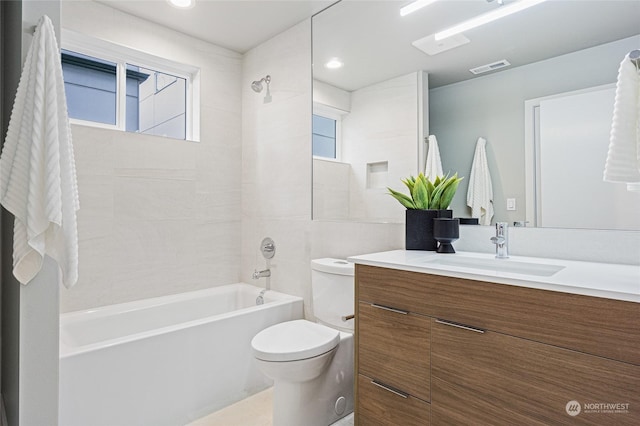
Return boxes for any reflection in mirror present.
[313,72,427,223]
[524,85,640,230]
[312,0,640,230]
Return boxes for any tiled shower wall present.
[240,20,408,317]
[60,1,243,312]
[240,20,315,306]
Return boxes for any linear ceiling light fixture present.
[434,0,547,41]
[400,0,440,17]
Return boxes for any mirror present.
[312,0,640,230]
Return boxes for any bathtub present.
[59,283,303,426]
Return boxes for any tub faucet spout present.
[252,269,271,279]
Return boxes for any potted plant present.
[387,173,463,250]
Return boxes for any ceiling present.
[96,0,335,53]
[93,0,639,90]
[313,0,640,90]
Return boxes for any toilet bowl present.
[250,258,354,426]
[252,320,339,382]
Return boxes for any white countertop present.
[348,250,640,303]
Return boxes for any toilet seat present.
[251,320,340,362]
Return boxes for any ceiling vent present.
[469,59,511,75]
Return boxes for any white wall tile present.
[241,20,313,302]
[112,132,197,171]
[195,143,241,193]
[200,106,242,147]
[341,72,420,223]
[61,1,243,312]
[72,125,115,176]
[195,190,241,223]
[113,175,195,221]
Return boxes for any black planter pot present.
[434,218,460,253]
[405,209,453,251]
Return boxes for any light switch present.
[507,198,516,211]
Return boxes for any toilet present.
[251,258,354,426]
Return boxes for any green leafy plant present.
[387,173,463,210]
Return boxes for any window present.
[127,65,187,139]
[61,51,117,125]
[312,114,337,159]
[61,30,199,141]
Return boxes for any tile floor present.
[188,388,354,426]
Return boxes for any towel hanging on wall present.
[425,135,444,181]
[0,15,80,288]
[467,137,493,226]
[603,51,640,192]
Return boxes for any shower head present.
[251,81,262,92]
[251,75,271,93]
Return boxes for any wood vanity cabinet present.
[356,266,432,425]
[354,264,640,425]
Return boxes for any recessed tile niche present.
[367,161,388,189]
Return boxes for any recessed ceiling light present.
[167,0,194,9]
[325,58,344,69]
[400,0,440,17]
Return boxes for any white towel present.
[0,16,79,288]
[425,135,444,181]
[603,53,640,187]
[466,137,493,226]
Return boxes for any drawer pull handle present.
[436,319,485,334]
[341,314,355,321]
[371,304,409,315]
[371,380,409,399]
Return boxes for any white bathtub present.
[59,283,303,426]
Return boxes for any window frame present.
[61,29,200,141]
[312,103,344,162]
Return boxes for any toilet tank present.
[311,258,355,332]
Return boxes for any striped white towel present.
[0,15,79,288]
[425,135,444,182]
[603,52,640,189]
[466,137,493,226]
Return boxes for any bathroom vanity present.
[349,250,640,425]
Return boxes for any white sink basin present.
[424,255,565,277]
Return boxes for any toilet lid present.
[251,320,340,362]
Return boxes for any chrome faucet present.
[253,238,274,295]
[490,222,509,259]
[252,267,271,301]
[252,268,271,279]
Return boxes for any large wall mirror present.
[312,0,640,230]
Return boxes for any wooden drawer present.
[358,301,430,401]
[360,265,640,365]
[431,378,548,426]
[431,318,640,425]
[356,264,436,316]
[357,374,430,426]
